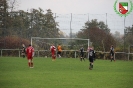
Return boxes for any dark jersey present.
[22,47,26,53]
[80,47,84,57]
[89,49,95,58]
[110,47,114,55]
[89,49,95,62]
[80,47,84,53]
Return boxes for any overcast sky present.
[15,0,133,35]
[18,0,117,14]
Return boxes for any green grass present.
[0,57,133,88]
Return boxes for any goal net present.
[31,37,90,58]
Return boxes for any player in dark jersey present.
[88,47,95,70]
[21,44,26,58]
[79,46,85,61]
[110,45,115,62]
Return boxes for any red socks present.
[28,62,33,67]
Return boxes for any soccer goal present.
[31,37,90,58]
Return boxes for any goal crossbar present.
[31,37,90,47]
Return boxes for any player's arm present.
[54,46,56,51]
[32,52,34,57]
[109,48,111,53]
[50,46,52,52]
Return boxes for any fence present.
[0,49,133,60]
[54,13,133,35]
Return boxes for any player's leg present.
[110,54,113,62]
[54,54,56,60]
[23,54,25,58]
[57,51,59,57]
[22,53,24,58]
[52,54,54,61]
[51,53,54,61]
[82,53,85,61]
[28,59,31,67]
[112,54,115,61]
[89,58,93,70]
[89,58,92,70]
[58,51,61,58]
[80,56,82,61]
[89,63,92,70]
[83,57,85,61]
[91,62,93,68]
[23,53,25,58]
[80,53,83,61]
[82,57,85,61]
[52,53,56,61]
[113,56,115,61]
[90,62,93,69]
[59,51,61,58]
[31,58,34,68]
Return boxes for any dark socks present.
[89,63,93,70]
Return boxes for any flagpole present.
[106,13,107,26]
[88,13,89,39]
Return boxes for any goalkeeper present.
[57,44,62,58]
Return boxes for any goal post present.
[128,45,133,60]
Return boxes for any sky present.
[14,0,133,35]
[17,0,120,14]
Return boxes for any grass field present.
[0,57,133,88]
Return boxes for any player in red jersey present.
[50,44,56,61]
[26,44,34,68]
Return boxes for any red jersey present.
[50,45,56,54]
[26,46,34,59]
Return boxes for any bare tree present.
[7,0,19,12]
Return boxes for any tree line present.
[0,0,133,54]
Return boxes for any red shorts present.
[27,55,33,60]
[51,51,55,55]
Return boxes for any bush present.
[0,36,30,49]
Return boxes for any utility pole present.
[88,13,89,39]
[106,13,107,26]
[124,17,126,59]
[70,13,72,38]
